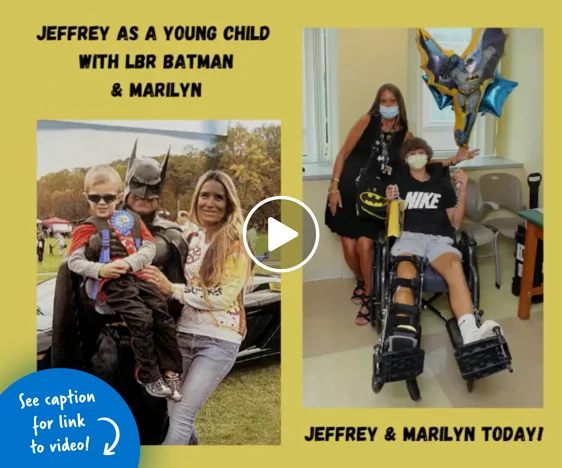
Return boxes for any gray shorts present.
[391,231,461,264]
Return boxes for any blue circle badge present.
[0,369,140,467]
[110,210,135,236]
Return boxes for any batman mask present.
[464,49,481,75]
[123,140,170,204]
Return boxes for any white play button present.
[243,196,320,273]
[267,217,298,252]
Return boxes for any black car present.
[37,273,281,370]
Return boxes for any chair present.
[461,178,500,288]
[369,167,513,402]
[478,173,526,287]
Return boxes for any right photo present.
[302,28,543,408]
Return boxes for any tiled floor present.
[302,255,543,408]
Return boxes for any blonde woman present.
[142,170,251,445]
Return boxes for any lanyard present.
[375,118,398,174]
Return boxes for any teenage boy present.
[385,137,504,351]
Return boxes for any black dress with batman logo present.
[325,114,407,240]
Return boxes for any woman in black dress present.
[325,83,477,325]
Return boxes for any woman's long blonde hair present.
[189,170,250,289]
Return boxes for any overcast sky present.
[37,120,281,178]
[230,120,280,129]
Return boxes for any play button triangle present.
[267,217,299,252]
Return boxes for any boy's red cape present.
[67,219,155,298]
[68,221,154,256]
[68,224,97,256]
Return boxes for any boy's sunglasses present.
[87,194,118,204]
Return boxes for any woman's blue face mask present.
[380,105,399,119]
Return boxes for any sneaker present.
[163,373,183,402]
[464,320,504,345]
[139,378,172,398]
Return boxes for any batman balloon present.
[479,72,519,118]
[422,74,453,110]
[416,28,518,148]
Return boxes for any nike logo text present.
[404,192,441,209]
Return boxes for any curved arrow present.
[97,417,120,456]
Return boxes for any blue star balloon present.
[479,72,519,118]
[422,74,453,110]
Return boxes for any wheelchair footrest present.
[373,345,425,383]
[446,319,513,382]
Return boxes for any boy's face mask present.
[407,152,428,170]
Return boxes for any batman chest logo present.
[360,191,387,208]
[467,74,479,83]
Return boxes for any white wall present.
[496,29,544,206]
[304,29,410,282]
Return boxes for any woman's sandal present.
[351,280,365,305]
[355,295,370,326]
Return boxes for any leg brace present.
[387,256,422,352]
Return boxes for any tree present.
[36,123,281,227]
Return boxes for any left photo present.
[36,119,281,445]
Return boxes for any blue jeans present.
[162,332,239,445]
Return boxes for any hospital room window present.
[302,28,339,165]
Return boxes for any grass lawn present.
[253,232,280,276]
[197,362,281,445]
[37,240,66,274]
[37,274,57,284]
[254,233,278,259]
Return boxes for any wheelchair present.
[369,228,513,402]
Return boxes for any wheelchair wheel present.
[467,379,474,392]
[468,246,481,309]
[372,344,384,393]
[369,243,377,328]
[372,375,384,393]
[406,378,422,402]
[373,241,388,334]
[375,318,383,334]
[370,242,382,333]
[370,284,382,333]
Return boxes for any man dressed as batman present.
[50,142,191,445]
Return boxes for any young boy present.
[385,137,504,350]
[67,165,183,401]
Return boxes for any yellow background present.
[1,0,560,466]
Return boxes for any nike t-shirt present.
[397,171,457,239]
